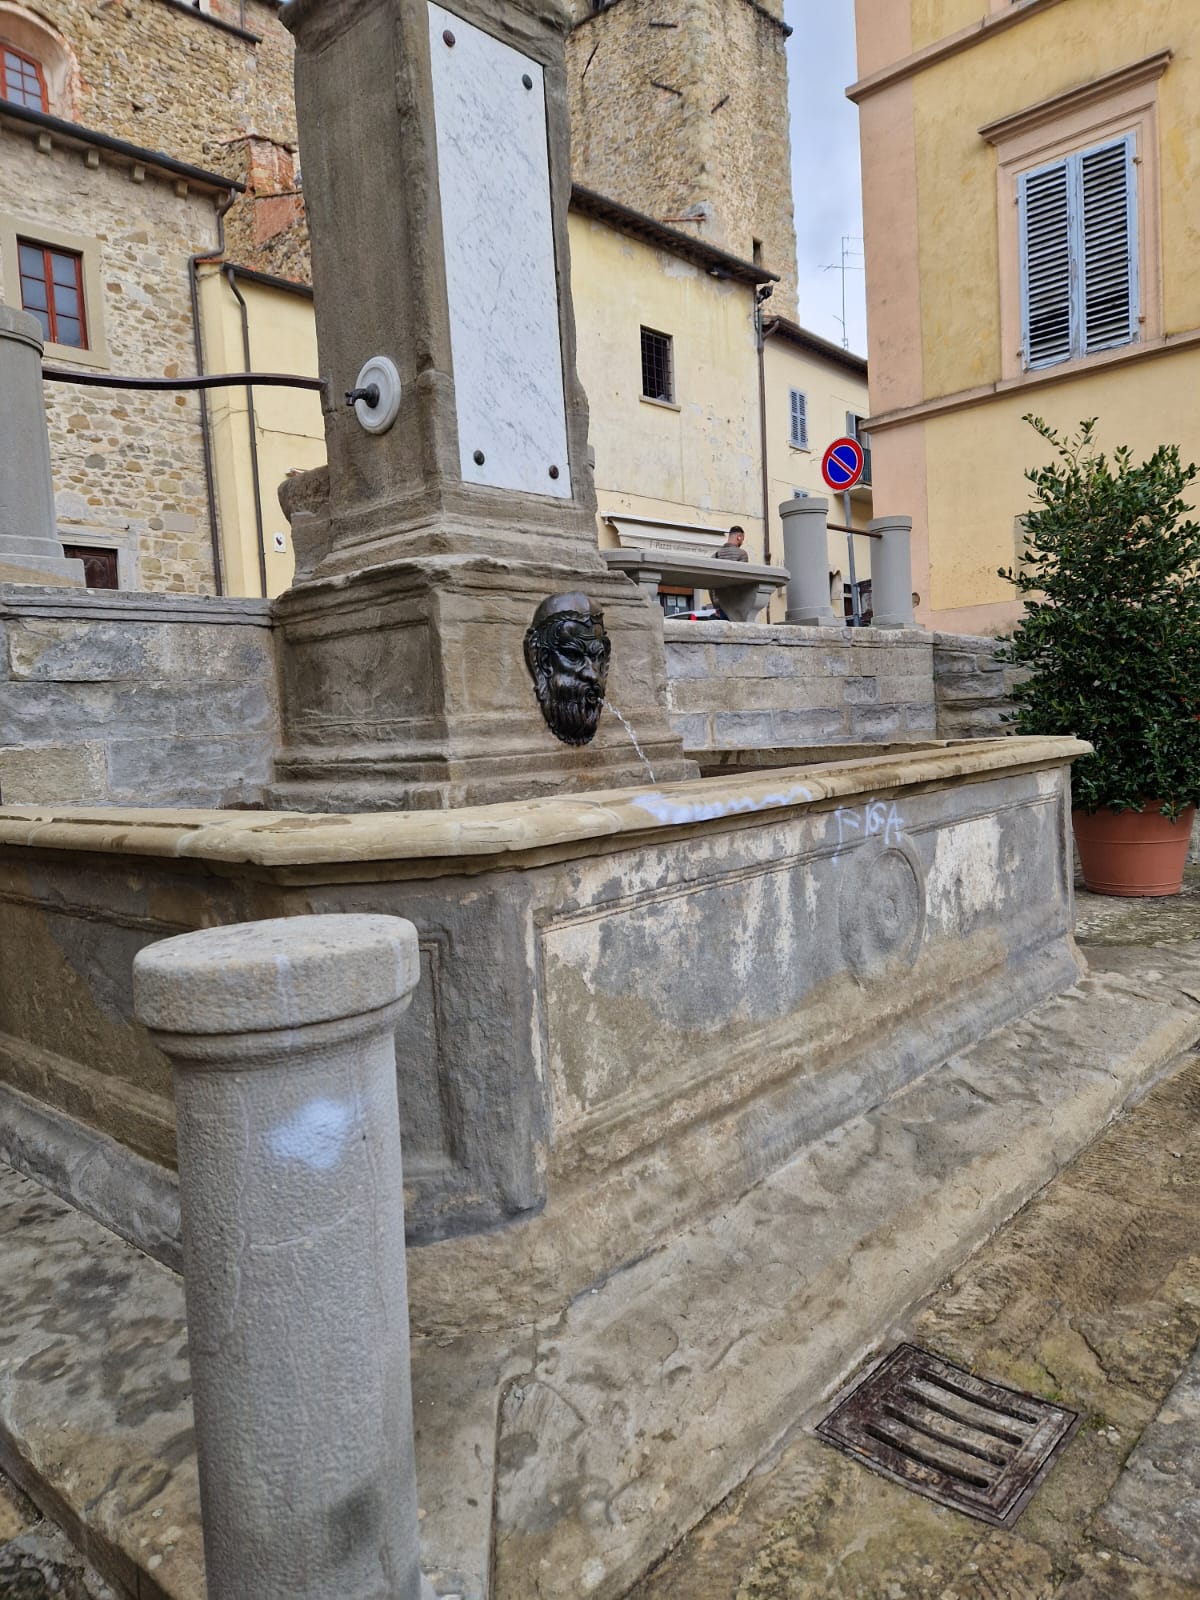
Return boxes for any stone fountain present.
[0,0,1103,1594]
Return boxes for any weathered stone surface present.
[635,1046,1200,1600]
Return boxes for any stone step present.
[1,944,1198,1600]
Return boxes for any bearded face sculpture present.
[523,593,612,746]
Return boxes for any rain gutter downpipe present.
[188,189,237,596]
[755,285,775,566]
[222,263,270,598]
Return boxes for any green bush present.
[998,416,1200,819]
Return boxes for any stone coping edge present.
[0,738,1089,870]
[662,619,930,644]
[0,584,273,627]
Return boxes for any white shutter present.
[1019,160,1073,368]
[1081,135,1138,353]
[789,388,808,448]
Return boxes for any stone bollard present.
[0,303,84,582]
[133,914,429,1600]
[869,514,920,629]
[779,496,839,626]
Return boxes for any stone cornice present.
[847,0,1072,105]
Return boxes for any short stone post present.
[0,304,83,583]
[779,496,839,626]
[869,514,920,628]
[133,915,428,1600]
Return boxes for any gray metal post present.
[869,514,920,629]
[779,496,840,626]
[0,304,84,583]
[133,914,428,1600]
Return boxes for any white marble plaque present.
[428,3,573,499]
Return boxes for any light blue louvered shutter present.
[789,388,808,448]
[1019,159,1073,369]
[1081,134,1138,354]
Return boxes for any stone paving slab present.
[632,1051,1200,1600]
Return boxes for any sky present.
[783,0,868,356]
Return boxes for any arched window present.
[2,43,46,109]
[0,6,74,118]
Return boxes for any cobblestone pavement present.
[632,888,1200,1600]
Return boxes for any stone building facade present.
[0,0,306,593]
[566,0,799,318]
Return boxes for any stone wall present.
[663,620,936,750]
[566,0,799,316]
[10,0,303,280]
[0,144,224,592]
[0,587,278,807]
[932,631,1025,739]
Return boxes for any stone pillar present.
[132,915,428,1600]
[780,497,839,627]
[0,305,83,585]
[269,0,694,810]
[870,514,919,629]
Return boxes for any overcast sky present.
[782,0,868,355]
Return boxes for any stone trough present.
[0,733,1088,1594]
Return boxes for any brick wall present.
[931,631,1025,739]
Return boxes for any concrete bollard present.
[133,914,428,1600]
[869,514,920,629]
[779,496,840,626]
[0,303,84,582]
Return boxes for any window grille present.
[789,388,808,448]
[1,45,47,111]
[1019,133,1137,369]
[17,240,87,348]
[640,327,674,402]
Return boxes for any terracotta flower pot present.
[1073,801,1196,897]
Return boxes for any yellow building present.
[197,265,324,599]
[852,0,1199,634]
[204,189,872,615]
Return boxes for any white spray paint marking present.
[833,797,904,858]
[268,1098,357,1170]
[632,783,813,827]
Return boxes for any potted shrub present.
[999,416,1200,897]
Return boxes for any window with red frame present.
[17,240,87,348]
[1,46,47,111]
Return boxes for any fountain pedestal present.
[272,0,692,808]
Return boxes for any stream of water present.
[604,701,657,785]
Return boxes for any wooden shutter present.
[789,388,808,448]
[1081,135,1137,354]
[1019,160,1073,368]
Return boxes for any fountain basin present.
[0,736,1086,1335]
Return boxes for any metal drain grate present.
[815,1343,1082,1527]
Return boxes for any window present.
[640,326,674,403]
[846,411,872,487]
[62,545,119,589]
[1,44,46,110]
[17,239,87,348]
[658,588,694,617]
[1019,135,1137,369]
[788,388,808,449]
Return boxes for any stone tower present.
[566,0,799,318]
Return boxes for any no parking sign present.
[821,436,865,493]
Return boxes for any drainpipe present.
[222,263,270,598]
[754,285,774,566]
[188,189,237,597]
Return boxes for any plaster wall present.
[858,0,1200,629]
[569,211,766,554]
[197,268,324,598]
[0,139,222,592]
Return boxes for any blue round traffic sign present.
[822,436,865,492]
